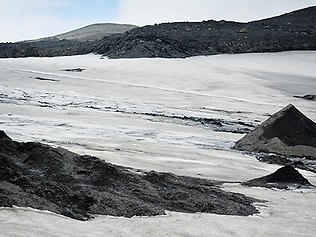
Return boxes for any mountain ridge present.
[0,6,315,58]
[95,6,316,58]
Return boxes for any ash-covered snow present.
[0,51,316,236]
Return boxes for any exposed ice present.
[0,51,316,236]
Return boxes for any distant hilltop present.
[31,23,137,42]
[0,23,137,58]
[0,6,315,58]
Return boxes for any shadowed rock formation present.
[243,165,313,189]
[234,104,316,159]
[0,131,259,221]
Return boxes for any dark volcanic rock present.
[133,111,254,134]
[95,7,316,58]
[234,104,316,159]
[243,165,313,189]
[0,131,259,220]
[256,154,316,173]
[294,94,316,101]
[62,68,86,72]
[0,131,11,140]
[0,39,96,58]
[34,77,60,82]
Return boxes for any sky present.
[0,0,315,42]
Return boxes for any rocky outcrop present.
[243,165,313,189]
[95,7,316,58]
[234,104,316,159]
[0,131,259,221]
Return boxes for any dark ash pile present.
[0,130,259,221]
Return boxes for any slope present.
[95,6,316,58]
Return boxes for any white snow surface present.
[0,51,316,236]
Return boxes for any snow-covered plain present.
[0,51,316,236]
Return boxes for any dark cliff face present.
[95,6,316,58]
[0,7,315,58]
